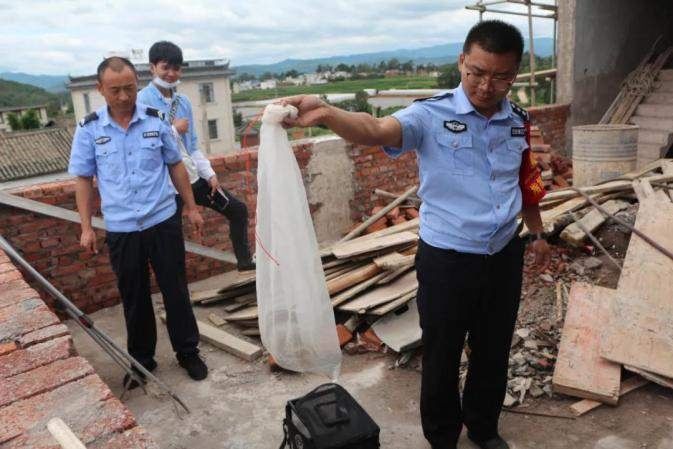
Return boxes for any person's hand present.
[281,95,328,128]
[207,175,220,196]
[80,227,98,254]
[174,118,189,134]
[530,238,551,273]
[183,206,204,239]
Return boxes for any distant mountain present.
[233,38,554,77]
[0,79,64,113]
[0,72,69,93]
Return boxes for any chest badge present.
[511,126,526,137]
[95,136,111,145]
[143,131,160,138]
[444,120,467,133]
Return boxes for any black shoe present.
[177,352,208,380]
[122,359,157,390]
[468,434,510,449]
[237,260,255,272]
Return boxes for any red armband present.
[519,120,546,207]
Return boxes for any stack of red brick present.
[356,205,419,235]
[529,126,573,190]
[0,249,156,448]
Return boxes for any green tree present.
[260,72,274,81]
[233,110,243,128]
[437,64,461,88]
[387,58,400,70]
[332,90,371,114]
[283,69,300,78]
[20,110,40,130]
[7,113,21,131]
[401,60,414,72]
[335,63,351,73]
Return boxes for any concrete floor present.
[66,274,673,449]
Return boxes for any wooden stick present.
[374,188,421,205]
[339,185,418,243]
[47,418,87,449]
[503,407,575,420]
[569,376,648,416]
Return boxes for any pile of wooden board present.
[188,186,425,360]
[551,159,673,415]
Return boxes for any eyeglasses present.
[463,63,517,92]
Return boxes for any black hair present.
[463,20,524,62]
[96,56,137,82]
[148,41,184,67]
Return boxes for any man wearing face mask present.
[282,21,551,449]
[138,41,255,272]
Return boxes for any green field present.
[232,76,439,102]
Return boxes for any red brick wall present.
[528,103,571,153]
[0,145,314,315]
[0,248,156,448]
[348,145,419,223]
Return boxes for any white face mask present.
[153,76,180,89]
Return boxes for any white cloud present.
[0,0,556,75]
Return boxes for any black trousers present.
[176,178,252,265]
[106,213,199,367]
[415,235,525,447]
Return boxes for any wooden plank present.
[600,192,673,378]
[47,417,87,449]
[339,184,417,242]
[373,252,415,270]
[569,376,649,416]
[368,290,416,316]
[552,282,621,404]
[330,271,389,307]
[159,313,262,361]
[540,173,673,203]
[0,190,237,264]
[198,320,262,361]
[217,270,256,293]
[201,284,256,305]
[560,200,630,247]
[208,312,227,327]
[332,231,418,259]
[223,305,258,321]
[327,263,382,296]
[625,365,673,389]
[521,195,592,237]
[338,270,417,313]
[375,263,414,285]
[190,288,227,304]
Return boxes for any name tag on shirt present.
[511,127,526,137]
[143,131,160,138]
[95,136,111,145]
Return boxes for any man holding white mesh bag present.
[256,104,342,379]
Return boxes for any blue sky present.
[0,0,556,75]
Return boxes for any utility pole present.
[527,0,536,106]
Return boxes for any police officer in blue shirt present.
[283,21,551,449]
[138,41,255,271]
[69,56,209,388]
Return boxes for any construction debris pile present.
[182,157,673,417]
[529,125,574,191]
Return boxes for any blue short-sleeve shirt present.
[383,84,529,255]
[68,102,182,232]
[138,82,198,155]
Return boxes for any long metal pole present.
[0,235,190,413]
[551,0,557,103]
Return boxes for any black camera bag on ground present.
[278,383,380,449]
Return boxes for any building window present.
[83,93,91,114]
[208,119,218,140]
[200,83,214,103]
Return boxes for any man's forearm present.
[521,204,544,235]
[75,176,95,230]
[321,105,402,147]
[169,162,198,209]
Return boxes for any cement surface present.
[66,274,673,449]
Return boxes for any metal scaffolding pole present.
[527,0,536,105]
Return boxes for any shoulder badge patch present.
[145,107,165,121]
[510,102,529,121]
[414,92,453,103]
[94,136,111,145]
[511,126,526,137]
[143,131,160,138]
[79,112,99,127]
[444,120,467,133]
